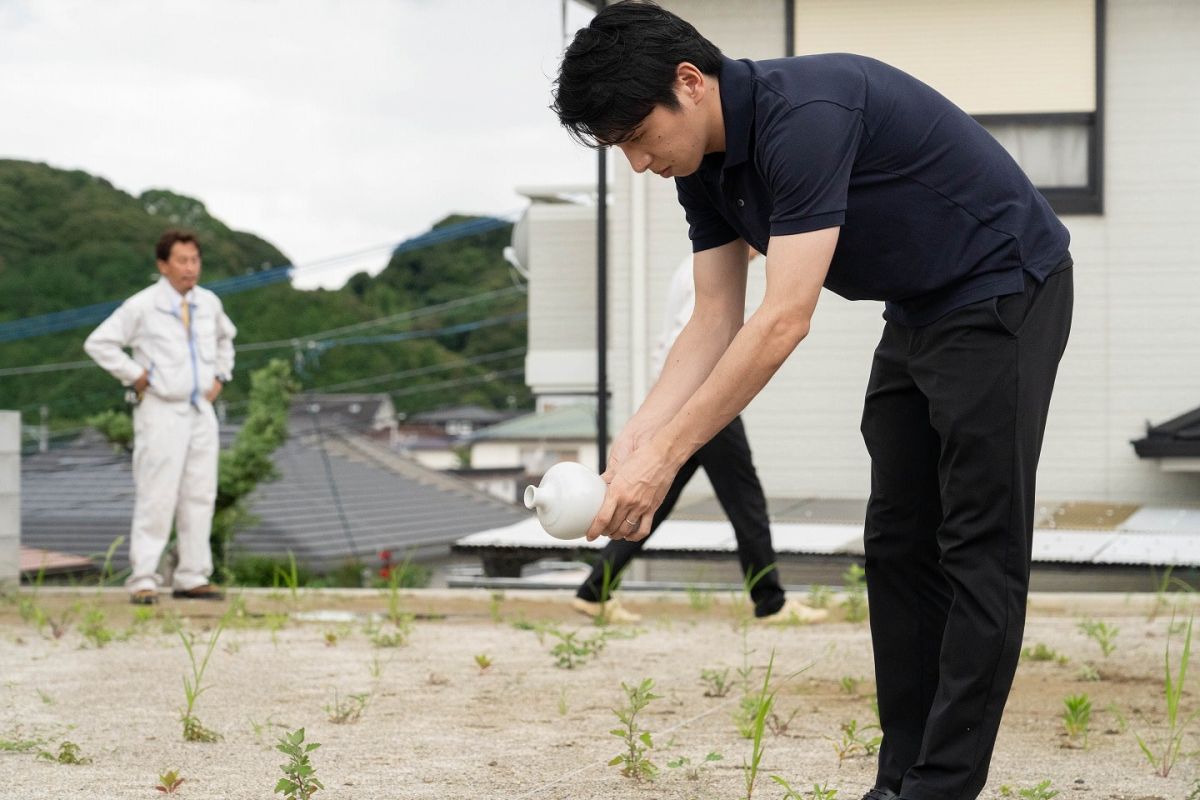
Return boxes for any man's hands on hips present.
[133,371,150,395]
[586,434,681,543]
[204,379,223,403]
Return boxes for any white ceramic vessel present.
[523,461,607,540]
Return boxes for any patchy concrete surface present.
[0,588,1197,799]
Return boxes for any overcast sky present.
[0,0,598,289]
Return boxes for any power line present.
[389,367,525,399]
[306,347,526,393]
[0,214,516,343]
[0,284,526,375]
[236,285,525,353]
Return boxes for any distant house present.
[20,420,527,575]
[1133,407,1200,474]
[397,404,519,471]
[291,393,398,442]
[468,404,601,477]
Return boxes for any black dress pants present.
[576,416,786,617]
[861,266,1072,800]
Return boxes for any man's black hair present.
[551,0,723,148]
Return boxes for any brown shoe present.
[172,584,225,601]
[129,590,158,606]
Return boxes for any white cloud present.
[0,0,598,289]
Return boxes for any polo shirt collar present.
[718,55,754,170]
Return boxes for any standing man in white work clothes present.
[85,229,236,605]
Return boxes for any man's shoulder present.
[193,285,223,307]
[120,282,162,311]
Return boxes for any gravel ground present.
[1,588,1198,799]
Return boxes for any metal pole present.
[597,146,608,474]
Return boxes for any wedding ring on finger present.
[624,517,640,527]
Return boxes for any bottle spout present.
[523,484,538,510]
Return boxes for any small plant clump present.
[155,769,185,794]
[79,605,113,648]
[608,678,660,780]
[771,777,838,800]
[324,690,369,725]
[666,751,722,780]
[1021,643,1068,665]
[37,741,91,765]
[548,626,612,670]
[275,728,323,800]
[1061,693,1091,748]
[999,780,1059,800]
[840,564,868,623]
[1135,615,1195,777]
[807,584,833,609]
[839,675,861,695]
[1077,618,1119,658]
[179,619,227,743]
[830,719,881,763]
[474,653,493,671]
[700,667,732,698]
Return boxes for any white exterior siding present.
[527,0,1200,506]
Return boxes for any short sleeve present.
[761,101,865,237]
[675,176,740,253]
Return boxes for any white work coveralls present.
[84,278,237,593]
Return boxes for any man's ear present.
[675,61,707,103]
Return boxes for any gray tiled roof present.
[21,426,527,572]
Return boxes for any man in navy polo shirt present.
[551,3,1072,799]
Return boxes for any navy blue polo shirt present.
[676,55,1071,326]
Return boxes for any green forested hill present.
[0,160,529,432]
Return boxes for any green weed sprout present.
[999,780,1058,799]
[324,690,369,724]
[742,650,778,800]
[1077,618,1118,658]
[807,584,833,609]
[840,564,867,623]
[275,728,324,800]
[1135,614,1196,777]
[770,777,838,800]
[687,584,714,611]
[37,741,91,765]
[700,667,732,698]
[839,675,860,695]
[831,719,881,763]
[179,618,227,742]
[1061,693,1091,748]
[666,751,722,780]
[1021,643,1067,665]
[79,606,113,649]
[155,769,184,794]
[609,678,660,780]
[474,653,493,671]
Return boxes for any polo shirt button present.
[736,198,745,207]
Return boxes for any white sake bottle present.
[523,461,607,540]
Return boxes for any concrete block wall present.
[0,411,19,586]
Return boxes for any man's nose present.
[618,144,651,174]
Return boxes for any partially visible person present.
[572,252,827,625]
[85,229,237,605]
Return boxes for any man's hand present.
[204,379,223,403]
[586,437,680,543]
[603,423,656,481]
[133,371,150,394]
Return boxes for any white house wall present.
[534,0,1200,505]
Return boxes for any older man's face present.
[157,241,201,295]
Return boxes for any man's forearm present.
[629,314,740,433]
[654,306,809,468]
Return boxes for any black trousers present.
[576,416,787,617]
[861,267,1073,800]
